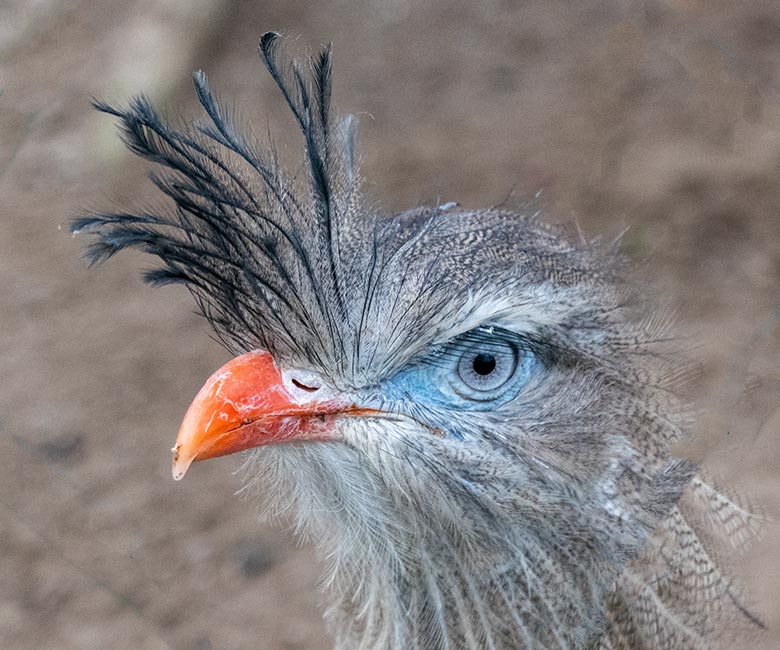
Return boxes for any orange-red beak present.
[171,350,355,480]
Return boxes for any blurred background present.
[2,1,779,648]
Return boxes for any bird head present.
[74,33,698,649]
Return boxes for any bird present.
[72,33,764,650]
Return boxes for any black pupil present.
[472,353,496,376]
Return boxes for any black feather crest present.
[72,33,362,365]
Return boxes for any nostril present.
[291,377,319,392]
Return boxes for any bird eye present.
[391,328,537,410]
[454,339,519,398]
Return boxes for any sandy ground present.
[1,1,779,648]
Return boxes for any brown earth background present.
[1,1,779,649]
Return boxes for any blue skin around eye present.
[386,349,538,414]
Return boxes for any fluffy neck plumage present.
[247,442,691,650]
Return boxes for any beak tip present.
[171,443,193,481]
[172,462,190,481]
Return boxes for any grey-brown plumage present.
[73,33,763,649]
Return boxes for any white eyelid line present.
[425,289,553,349]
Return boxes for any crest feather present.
[72,34,361,365]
